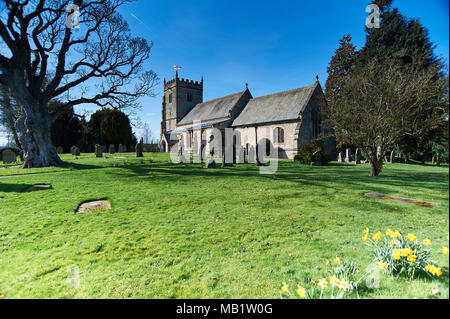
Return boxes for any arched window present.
[274,127,284,143]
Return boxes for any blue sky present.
[1,0,449,146]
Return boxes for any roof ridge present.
[197,88,246,105]
[250,83,316,101]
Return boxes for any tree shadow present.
[0,183,35,193]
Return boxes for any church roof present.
[231,83,318,127]
[178,89,248,126]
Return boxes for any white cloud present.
[145,112,157,117]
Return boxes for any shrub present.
[294,139,330,165]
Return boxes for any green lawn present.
[0,153,448,299]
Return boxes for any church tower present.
[161,72,203,138]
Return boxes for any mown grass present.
[0,153,448,299]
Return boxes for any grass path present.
[0,153,448,298]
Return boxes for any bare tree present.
[325,60,447,176]
[141,122,152,144]
[0,0,158,167]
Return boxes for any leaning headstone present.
[70,146,77,155]
[345,148,352,163]
[73,147,80,156]
[95,144,103,158]
[56,146,64,154]
[109,144,115,154]
[1,149,16,164]
[338,152,344,162]
[136,138,144,157]
[355,149,361,164]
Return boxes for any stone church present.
[160,72,336,160]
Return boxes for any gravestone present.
[118,144,127,153]
[73,147,80,156]
[345,148,352,163]
[95,144,103,158]
[203,159,216,169]
[70,146,77,155]
[130,145,136,152]
[102,145,107,153]
[109,144,115,154]
[237,146,246,164]
[248,146,255,164]
[338,152,344,162]
[390,151,395,164]
[56,146,64,154]
[355,149,361,164]
[136,138,143,157]
[1,149,16,164]
[77,200,111,213]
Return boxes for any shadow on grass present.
[0,183,34,193]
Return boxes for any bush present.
[294,139,330,165]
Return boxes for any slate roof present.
[169,119,230,134]
[231,83,318,127]
[177,89,247,126]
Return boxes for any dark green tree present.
[325,34,358,103]
[50,103,82,153]
[100,109,133,148]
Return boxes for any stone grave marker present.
[109,144,115,154]
[95,144,103,158]
[338,152,344,162]
[56,146,64,154]
[345,148,352,163]
[355,149,361,164]
[1,149,16,164]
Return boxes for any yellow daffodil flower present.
[363,228,369,235]
[338,280,349,291]
[376,261,388,269]
[330,276,340,287]
[407,233,416,241]
[407,254,416,263]
[362,236,369,242]
[296,285,307,298]
[333,257,341,264]
[317,278,328,289]
[373,232,383,241]
[442,247,449,255]
[282,282,290,293]
[423,238,431,246]
[392,249,401,260]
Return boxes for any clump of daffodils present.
[281,258,360,299]
[362,228,439,279]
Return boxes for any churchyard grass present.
[0,153,448,298]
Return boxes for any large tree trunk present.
[369,158,383,176]
[15,107,63,168]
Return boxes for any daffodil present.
[400,249,409,257]
[333,257,341,264]
[407,233,416,241]
[363,228,369,235]
[296,285,307,298]
[392,249,401,260]
[407,254,416,263]
[317,278,328,289]
[376,261,388,269]
[282,282,290,293]
[435,267,443,277]
[326,259,330,265]
[330,276,340,287]
[338,280,349,291]
[442,247,449,255]
[426,264,436,275]
[423,238,431,246]
[362,236,369,242]
[372,232,383,241]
